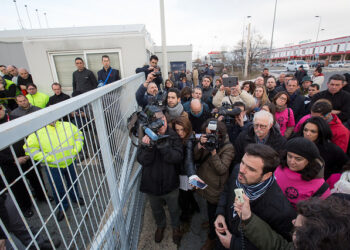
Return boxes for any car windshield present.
[297,61,306,64]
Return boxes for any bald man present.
[17,68,33,93]
[135,72,159,109]
[187,99,211,133]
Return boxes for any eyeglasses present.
[277,96,287,101]
[253,123,268,129]
[27,88,36,91]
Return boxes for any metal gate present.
[0,73,145,249]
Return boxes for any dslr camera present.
[201,120,219,152]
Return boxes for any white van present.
[285,60,310,71]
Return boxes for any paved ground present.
[9,161,110,250]
[138,193,208,250]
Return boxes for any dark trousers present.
[45,162,80,211]
[207,201,218,240]
[2,194,47,249]
[178,189,199,218]
[147,189,180,228]
[21,162,46,201]
[1,165,31,211]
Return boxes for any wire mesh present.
[0,74,145,250]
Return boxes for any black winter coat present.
[135,65,163,89]
[317,141,349,180]
[135,84,155,109]
[311,90,350,123]
[137,127,183,195]
[215,166,296,250]
[187,110,212,134]
[182,134,196,176]
[234,124,286,165]
[294,70,307,85]
[287,92,305,122]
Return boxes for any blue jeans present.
[45,162,80,211]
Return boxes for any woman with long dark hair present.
[173,116,199,222]
[296,116,349,189]
[275,137,331,208]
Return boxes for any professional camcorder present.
[148,90,167,109]
[214,103,242,125]
[127,105,169,147]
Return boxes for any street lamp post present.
[13,0,24,29]
[268,0,278,67]
[44,12,49,28]
[24,5,32,29]
[159,0,168,83]
[313,15,322,62]
[244,16,251,78]
[35,9,42,29]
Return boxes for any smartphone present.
[223,76,238,87]
[234,188,244,203]
[190,179,208,189]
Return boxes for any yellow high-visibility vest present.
[24,121,84,168]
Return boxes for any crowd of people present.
[135,55,350,249]
[0,55,121,249]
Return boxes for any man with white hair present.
[233,110,286,164]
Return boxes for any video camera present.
[214,103,242,125]
[128,105,169,146]
[148,90,167,109]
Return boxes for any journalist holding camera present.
[136,105,183,245]
[136,55,163,89]
[217,102,252,145]
[188,119,234,250]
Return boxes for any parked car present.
[329,61,350,68]
[309,61,325,68]
[285,60,310,71]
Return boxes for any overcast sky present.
[2,0,350,58]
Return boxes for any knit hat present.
[286,137,320,162]
[301,75,312,83]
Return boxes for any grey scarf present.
[167,103,184,120]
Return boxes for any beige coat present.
[192,69,199,87]
[194,136,235,204]
[212,89,255,110]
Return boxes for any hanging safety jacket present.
[24,121,84,168]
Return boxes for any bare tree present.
[232,30,269,73]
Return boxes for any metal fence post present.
[91,98,129,250]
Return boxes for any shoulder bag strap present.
[103,68,113,86]
[312,182,329,197]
